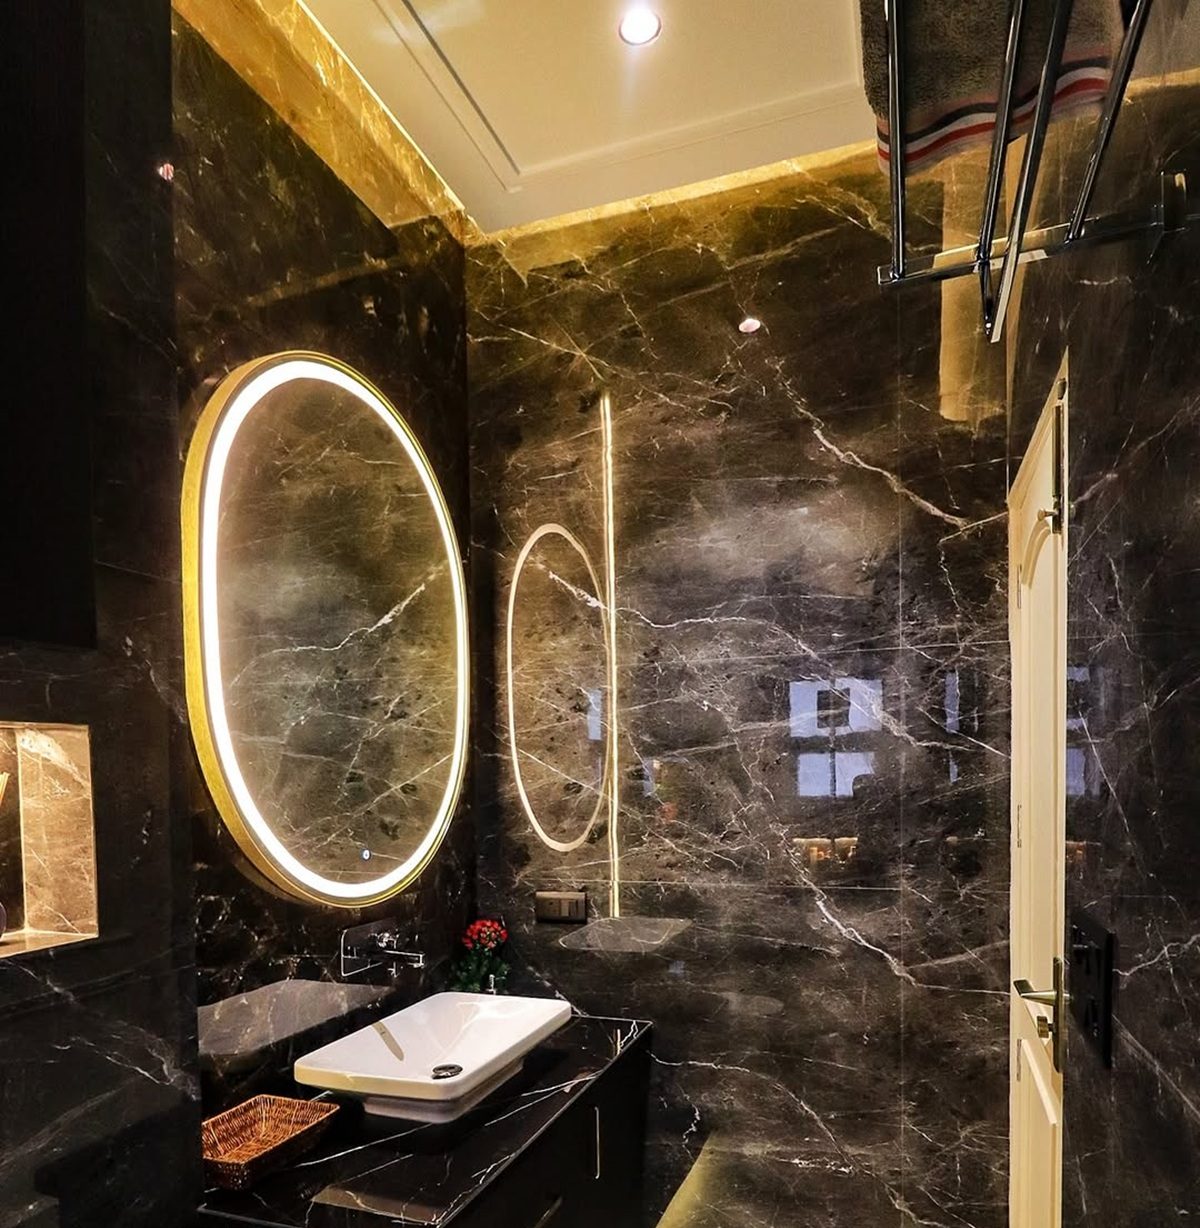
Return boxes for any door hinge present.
[1016,1039,1023,1082]
[1016,803,1022,849]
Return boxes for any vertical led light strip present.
[600,393,621,919]
[505,392,622,918]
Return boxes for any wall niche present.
[0,722,98,957]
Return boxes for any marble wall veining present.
[0,2,199,1224]
[2,5,1195,1224]
[468,157,1011,1225]
[172,15,475,1015]
[1005,75,1200,1226]
[13,726,98,943]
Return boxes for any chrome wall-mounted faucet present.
[340,918,425,980]
[366,930,426,968]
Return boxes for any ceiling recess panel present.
[303,0,875,230]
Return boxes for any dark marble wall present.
[0,3,199,1225]
[469,163,1011,1224]
[172,16,475,1017]
[1005,77,1200,1226]
[5,11,1188,1228]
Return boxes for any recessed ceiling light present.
[619,7,662,45]
[738,316,763,334]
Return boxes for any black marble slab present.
[199,1015,649,1227]
[0,3,201,1225]
[199,979,398,1113]
[468,151,1009,1225]
[1003,71,1200,1228]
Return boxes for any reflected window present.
[942,667,990,783]
[586,687,604,742]
[1066,666,1090,732]
[797,752,830,797]
[835,750,876,797]
[945,670,960,733]
[796,750,877,798]
[791,673,883,799]
[1066,665,1102,799]
[817,687,851,730]
[790,682,822,737]
[1066,745,1101,798]
[790,677,882,736]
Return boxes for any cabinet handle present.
[533,1196,564,1228]
[593,1106,602,1180]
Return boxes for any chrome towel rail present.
[878,0,1196,340]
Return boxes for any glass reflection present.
[790,675,882,799]
[1066,665,1101,799]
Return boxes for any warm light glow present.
[738,316,763,334]
[0,722,98,958]
[618,7,662,45]
[598,394,621,918]
[506,524,610,854]
[504,394,622,917]
[185,354,470,906]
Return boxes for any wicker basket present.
[202,1094,339,1190]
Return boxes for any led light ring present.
[182,352,469,906]
[598,393,620,915]
[506,523,611,854]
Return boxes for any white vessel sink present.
[294,992,571,1119]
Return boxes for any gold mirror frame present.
[182,352,470,907]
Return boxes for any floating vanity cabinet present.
[199,1015,651,1228]
[453,1024,650,1228]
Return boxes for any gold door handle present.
[1014,955,1070,1073]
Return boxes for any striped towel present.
[858,0,1126,173]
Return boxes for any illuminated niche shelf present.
[0,723,98,959]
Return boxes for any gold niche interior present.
[0,722,98,958]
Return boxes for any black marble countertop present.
[198,1014,650,1227]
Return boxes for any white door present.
[1008,358,1068,1228]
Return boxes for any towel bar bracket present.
[878,0,1196,334]
[876,170,1195,290]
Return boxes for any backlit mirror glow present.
[183,353,469,906]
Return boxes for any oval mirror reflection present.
[507,525,610,853]
[183,353,469,906]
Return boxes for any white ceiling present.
[303,0,875,232]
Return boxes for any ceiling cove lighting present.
[618,7,662,45]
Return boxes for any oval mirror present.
[182,353,469,906]
[506,524,611,853]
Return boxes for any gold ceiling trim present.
[173,0,478,243]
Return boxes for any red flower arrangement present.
[449,917,511,993]
[462,918,508,951]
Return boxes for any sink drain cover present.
[431,1064,463,1080]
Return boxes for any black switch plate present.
[535,890,587,923]
[1070,908,1117,1067]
